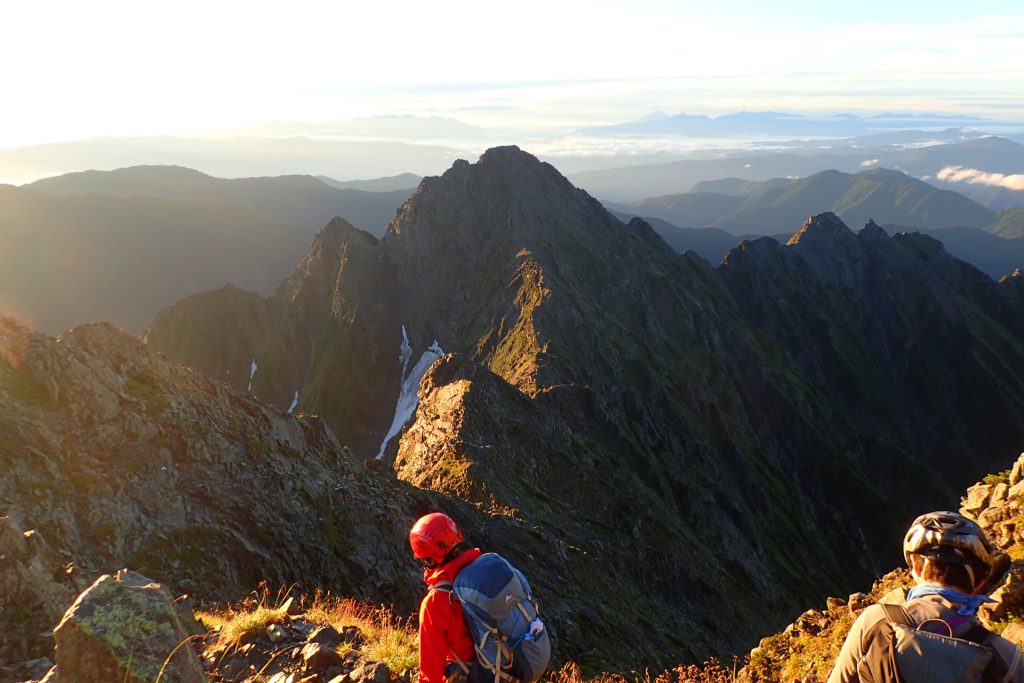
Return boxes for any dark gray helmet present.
[903,511,995,572]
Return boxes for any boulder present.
[1008,480,1024,503]
[301,641,343,671]
[825,597,847,612]
[1010,453,1024,486]
[307,624,343,646]
[848,592,872,614]
[267,623,289,643]
[962,484,993,516]
[980,573,1024,627]
[350,660,392,683]
[52,570,204,683]
[991,483,1010,506]
[978,506,1009,529]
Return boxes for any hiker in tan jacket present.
[828,511,1024,683]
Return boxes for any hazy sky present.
[3,0,1023,148]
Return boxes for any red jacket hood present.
[424,548,482,586]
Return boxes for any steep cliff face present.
[145,217,401,453]
[142,147,1024,669]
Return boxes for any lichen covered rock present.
[52,570,204,683]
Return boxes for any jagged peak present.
[626,216,669,249]
[786,212,855,247]
[58,321,145,355]
[318,217,379,247]
[721,237,784,268]
[858,219,888,242]
[477,145,540,165]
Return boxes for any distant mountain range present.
[0,167,415,333]
[30,165,414,233]
[0,136,463,185]
[316,173,423,192]
[606,168,1024,277]
[572,136,1024,206]
[607,167,996,234]
[5,158,1021,336]
[581,111,1024,139]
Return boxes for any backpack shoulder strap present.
[881,603,914,627]
[430,581,458,605]
[856,604,911,683]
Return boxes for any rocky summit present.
[139,146,1024,670]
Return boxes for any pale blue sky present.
[2,0,1022,147]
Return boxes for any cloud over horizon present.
[938,165,1024,191]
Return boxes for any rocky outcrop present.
[0,317,434,681]
[49,570,205,683]
[1,318,423,601]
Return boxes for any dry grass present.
[196,586,419,675]
[195,583,293,647]
[545,659,743,683]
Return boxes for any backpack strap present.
[856,604,911,682]
[880,603,914,627]
[430,581,459,605]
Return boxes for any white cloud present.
[861,159,880,167]
[937,165,1024,191]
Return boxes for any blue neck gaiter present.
[907,583,996,616]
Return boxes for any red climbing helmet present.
[409,512,464,567]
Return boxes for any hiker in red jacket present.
[410,512,481,683]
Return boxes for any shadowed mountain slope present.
[144,147,1024,669]
[990,208,1024,239]
[0,168,415,334]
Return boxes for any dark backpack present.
[857,602,1015,683]
[434,553,550,683]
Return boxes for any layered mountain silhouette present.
[29,166,414,233]
[0,169,414,333]
[571,135,1024,205]
[145,147,1024,666]
[605,170,1024,277]
[608,168,996,233]
[991,207,1024,238]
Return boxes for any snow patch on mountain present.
[376,329,443,460]
[248,358,258,393]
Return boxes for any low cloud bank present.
[938,165,1024,191]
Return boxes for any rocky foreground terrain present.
[6,453,1024,683]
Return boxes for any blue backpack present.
[435,553,551,683]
